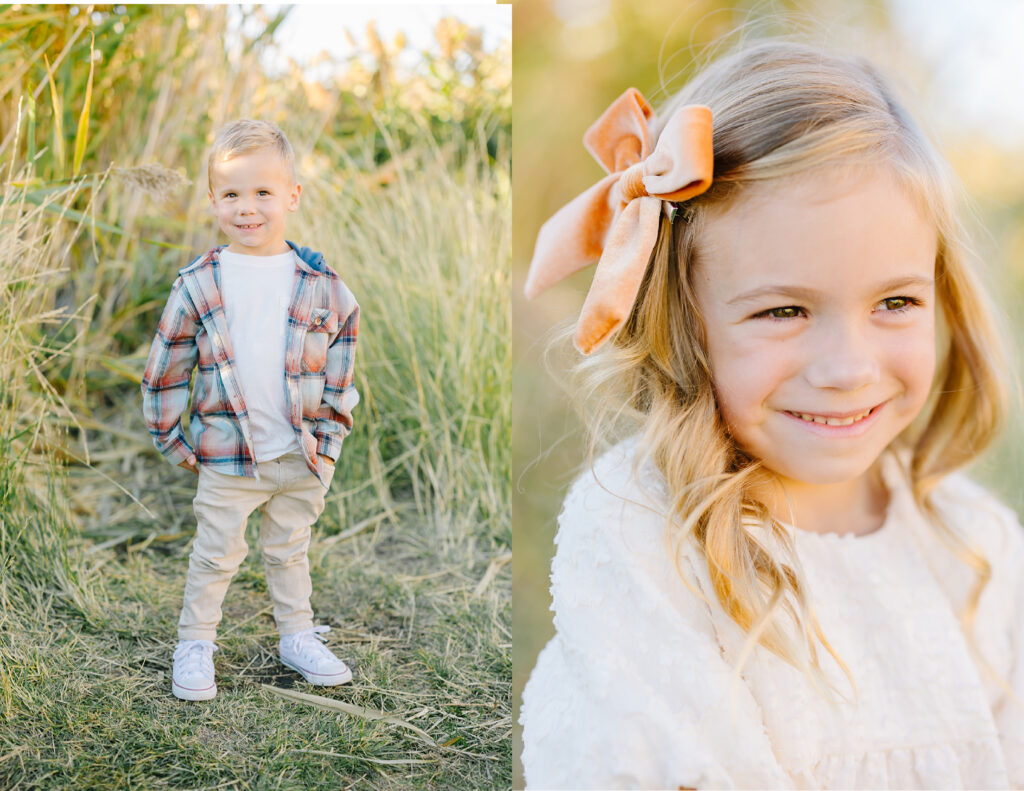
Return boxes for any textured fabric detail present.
[520,437,1024,789]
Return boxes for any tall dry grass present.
[298,124,510,552]
[0,112,106,625]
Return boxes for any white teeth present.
[791,408,872,426]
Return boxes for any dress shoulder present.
[555,437,682,564]
[551,437,718,635]
[522,437,791,789]
[929,468,1024,558]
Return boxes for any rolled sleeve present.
[140,276,199,465]
[314,283,359,462]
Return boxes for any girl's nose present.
[803,325,881,391]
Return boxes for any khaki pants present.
[177,450,335,641]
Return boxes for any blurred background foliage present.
[1,3,510,787]
[512,0,1024,786]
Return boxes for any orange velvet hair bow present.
[523,88,714,354]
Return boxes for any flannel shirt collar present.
[178,240,326,278]
[176,241,328,331]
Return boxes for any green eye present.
[766,306,801,319]
[878,296,921,312]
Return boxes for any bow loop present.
[641,104,713,201]
[583,88,652,174]
[524,89,714,354]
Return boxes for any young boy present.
[141,120,360,701]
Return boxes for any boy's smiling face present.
[208,148,301,256]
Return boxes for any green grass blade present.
[0,11,60,28]
[71,33,94,177]
[43,54,65,179]
[22,190,190,250]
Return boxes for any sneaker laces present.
[284,625,337,664]
[173,639,218,673]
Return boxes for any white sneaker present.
[172,639,218,701]
[279,625,352,686]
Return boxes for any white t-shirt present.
[218,248,300,463]
[520,437,1024,789]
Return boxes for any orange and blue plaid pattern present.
[141,241,359,486]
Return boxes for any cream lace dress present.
[520,439,1024,789]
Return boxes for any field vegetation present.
[1,5,510,788]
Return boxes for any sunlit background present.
[512,0,1024,787]
[230,2,511,80]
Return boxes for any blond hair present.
[207,119,296,190]
[567,40,1013,709]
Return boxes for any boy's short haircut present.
[207,119,296,190]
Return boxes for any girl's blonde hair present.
[569,40,1012,707]
[207,119,296,190]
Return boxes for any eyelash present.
[223,191,270,198]
[754,296,924,321]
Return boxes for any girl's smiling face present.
[695,167,937,489]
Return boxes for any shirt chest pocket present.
[300,308,338,373]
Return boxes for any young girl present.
[519,41,1024,789]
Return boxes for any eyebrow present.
[726,275,935,306]
[217,185,274,194]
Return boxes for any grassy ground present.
[1,7,510,788]
[2,462,508,790]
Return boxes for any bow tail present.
[574,196,662,354]
[523,173,620,300]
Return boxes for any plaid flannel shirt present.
[141,241,359,486]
